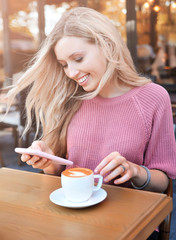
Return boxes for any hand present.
[21,141,53,170]
[94,152,138,185]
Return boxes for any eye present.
[75,57,83,62]
[62,64,68,68]
[59,62,67,68]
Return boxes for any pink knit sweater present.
[67,83,176,186]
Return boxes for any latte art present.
[68,171,87,177]
[62,168,93,178]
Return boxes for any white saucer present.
[49,188,107,208]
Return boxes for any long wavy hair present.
[7,7,150,157]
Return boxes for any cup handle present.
[93,175,103,191]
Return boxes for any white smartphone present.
[15,147,73,166]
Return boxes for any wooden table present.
[0,168,172,240]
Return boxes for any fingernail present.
[104,178,108,182]
[94,169,98,173]
[22,156,28,161]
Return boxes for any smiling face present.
[54,36,107,93]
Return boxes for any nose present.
[66,65,79,79]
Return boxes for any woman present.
[7,7,175,193]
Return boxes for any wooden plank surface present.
[0,168,172,240]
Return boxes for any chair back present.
[159,178,173,240]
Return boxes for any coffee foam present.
[68,171,86,177]
[63,168,92,177]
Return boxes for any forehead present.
[54,36,96,60]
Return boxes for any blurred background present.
[0,0,176,87]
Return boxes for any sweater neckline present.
[90,84,149,105]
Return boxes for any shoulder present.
[132,83,172,126]
[137,82,169,97]
[135,82,171,107]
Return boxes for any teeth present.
[78,75,89,84]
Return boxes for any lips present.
[77,74,89,85]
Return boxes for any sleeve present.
[143,87,176,179]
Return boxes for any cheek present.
[98,52,107,73]
[97,59,107,76]
[63,69,68,76]
[63,68,71,79]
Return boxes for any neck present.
[98,80,133,98]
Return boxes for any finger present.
[32,158,51,169]
[104,165,127,182]
[94,152,121,173]
[21,154,31,162]
[26,155,41,165]
[21,141,43,162]
[99,159,118,176]
[114,172,131,185]
[99,156,125,176]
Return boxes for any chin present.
[82,84,98,93]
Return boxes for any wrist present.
[131,165,151,190]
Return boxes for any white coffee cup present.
[61,168,103,203]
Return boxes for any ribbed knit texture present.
[67,83,176,187]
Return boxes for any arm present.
[130,164,169,192]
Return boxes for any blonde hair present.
[7,7,150,157]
